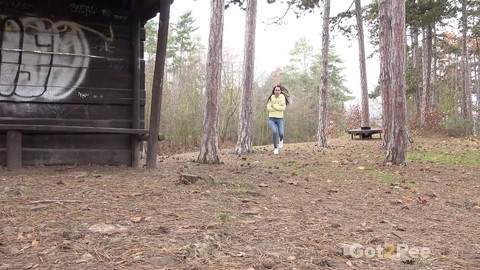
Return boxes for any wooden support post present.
[7,131,22,170]
[146,0,171,169]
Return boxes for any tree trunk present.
[475,36,480,136]
[461,0,473,122]
[420,24,432,130]
[146,0,171,169]
[197,0,224,164]
[378,0,391,148]
[477,65,480,136]
[354,0,369,128]
[235,0,257,155]
[474,37,480,136]
[317,0,330,148]
[411,27,421,122]
[432,26,439,106]
[385,0,408,165]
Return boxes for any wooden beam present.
[0,124,148,135]
[146,0,171,169]
[7,131,22,170]
[139,133,166,141]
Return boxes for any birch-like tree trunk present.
[317,0,330,148]
[420,24,432,130]
[354,0,369,128]
[197,0,224,164]
[235,0,257,154]
[385,0,408,165]
[378,0,391,148]
[461,0,473,121]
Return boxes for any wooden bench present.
[347,128,383,140]
[0,124,153,170]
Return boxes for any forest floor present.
[1,136,479,270]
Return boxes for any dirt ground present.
[1,137,479,270]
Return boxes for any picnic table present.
[347,127,383,140]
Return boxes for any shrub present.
[441,118,473,137]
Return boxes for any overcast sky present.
[169,0,379,104]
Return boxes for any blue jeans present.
[268,117,284,148]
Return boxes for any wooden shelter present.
[0,0,166,169]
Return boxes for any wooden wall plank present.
[6,130,22,169]
[0,134,133,167]
[0,69,132,91]
[0,134,5,147]
[0,103,133,120]
[0,38,133,65]
[1,87,145,100]
[0,23,131,40]
[131,11,141,166]
[23,149,132,166]
[0,89,146,105]
[0,119,144,129]
[0,149,5,166]
[0,0,148,167]
[22,134,131,149]
[0,0,135,26]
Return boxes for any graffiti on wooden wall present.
[0,16,119,102]
[0,17,91,101]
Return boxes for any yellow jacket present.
[267,94,286,118]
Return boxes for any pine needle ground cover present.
[1,137,479,269]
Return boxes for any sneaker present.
[279,139,284,149]
[273,148,279,155]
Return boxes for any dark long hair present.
[268,85,290,105]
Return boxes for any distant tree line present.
[144,10,352,150]
[145,0,480,162]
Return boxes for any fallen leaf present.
[31,239,39,246]
[417,197,428,204]
[71,171,88,179]
[75,253,94,263]
[357,166,366,170]
[88,223,128,234]
[346,260,353,267]
[130,217,143,223]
